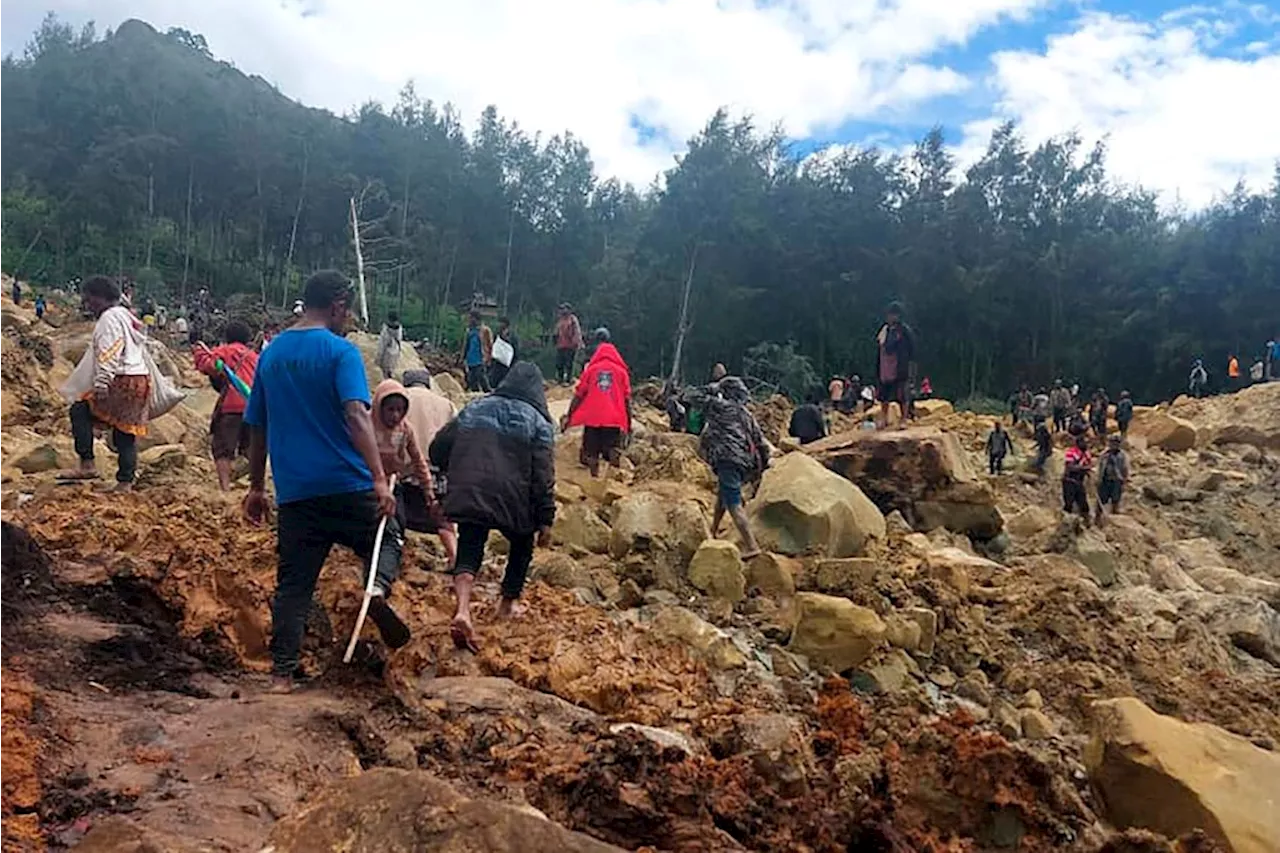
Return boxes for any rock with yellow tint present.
[1086,697,1280,853]
[788,592,886,672]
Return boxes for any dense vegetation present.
[3,14,1277,401]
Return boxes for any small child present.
[372,379,453,565]
[986,420,1013,475]
[34,295,46,321]
[1095,435,1130,523]
[1063,435,1094,523]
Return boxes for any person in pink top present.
[553,302,583,385]
[400,369,458,567]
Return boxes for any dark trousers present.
[452,521,534,601]
[272,491,402,676]
[1052,408,1066,432]
[465,363,490,392]
[555,347,576,384]
[488,361,510,389]
[70,400,137,483]
[1062,479,1090,518]
[988,453,1005,475]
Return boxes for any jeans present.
[271,490,402,676]
[452,521,533,600]
[555,347,576,384]
[465,363,490,392]
[70,400,137,483]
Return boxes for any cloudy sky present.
[3,0,1278,207]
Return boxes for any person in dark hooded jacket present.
[430,361,556,653]
[699,376,767,557]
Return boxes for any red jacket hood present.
[568,343,631,430]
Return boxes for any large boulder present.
[1005,505,1057,540]
[1073,529,1119,587]
[745,553,798,599]
[688,540,746,603]
[921,546,1002,596]
[649,606,747,670]
[1188,567,1280,609]
[788,592,886,672]
[749,452,885,557]
[267,768,625,852]
[1129,410,1198,452]
[1086,697,1280,853]
[552,502,612,554]
[809,427,1003,539]
[1171,592,1280,666]
[349,329,427,391]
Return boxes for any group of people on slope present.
[1199,343,1278,397]
[990,379,1134,527]
[453,311,522,393]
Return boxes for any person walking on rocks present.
[1115,390,1134,439]
[563,328,632,479]
[1227,353,1240,391]
[243,270,411,694]
[1089,388,1109,439]
[34,294,46,322]
[985,420,1013,475]
[1188,359,1208,398]
[193,319,259,491]
[58,276,151,490]
[553,302,583,385]
[401,369,459,567]
[1032,387,1051,424]
[1062,434,1094,524]
[1032,415,1053,477]
[372,377,457,569]
[429,362,556,654]
[700,376,767,558]
[874,301,916,429]
[1049,380,1071,433]
[376,311,403,380]
[461,310,493,392]
[1095,434,1130,524]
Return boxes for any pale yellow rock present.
[788,592,886,672]
[1086,697,1280,853]
[749,452,885,557]
[922,547,1000,596]
[1129,410,1197,452]
[688,539,746,603]
[552,502,612,554]
[746,553,798,599]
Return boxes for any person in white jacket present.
[59,276,151,489]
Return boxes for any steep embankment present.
[3,294,1279,852]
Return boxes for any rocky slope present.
[2,291,1279,852]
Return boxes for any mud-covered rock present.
[1173,592,1280,665]
[1188,567,1280,608]
[809,426,1003,538]
[267,767,625,852]
[9,441,62,474]
[1006,505,1057,539]
[745,552,797,599]
[649,606,746,670]
[749,452,885,557]
[812,557,878,597]
[922,547,999,596]
[787,592,886,672]
[688,539,746,603]
[530,552,593,591]
[1086,697,1280,853]
[1129,410,1198,452]
[1074,529,1119,586]
[553,502,612,554]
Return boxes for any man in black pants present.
[243,270,410,694]
[430,361,556,653]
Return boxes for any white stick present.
[343,475,397,663]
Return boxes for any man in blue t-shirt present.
[461,310,492,392]
[243,270,411,693]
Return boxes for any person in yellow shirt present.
[1227,354,1240,391]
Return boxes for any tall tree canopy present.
[4,15,1277,402]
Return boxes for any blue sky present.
[4,0,1278,206]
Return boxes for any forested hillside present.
[3,14,1277,401]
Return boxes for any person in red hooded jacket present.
[561,328,632,478]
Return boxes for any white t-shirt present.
[174,317,189,334]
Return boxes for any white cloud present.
[963,9,1280,207]
[1,0,1041,185]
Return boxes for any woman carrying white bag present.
[58,276,184,490]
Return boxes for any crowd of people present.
[990,379,1136,527]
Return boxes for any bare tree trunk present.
[144,166,156,269]
[501,205,515,313]
[434,241,458,346]
[181,164,194,303]
[397,169,411,317]
[350,195,369,325]
[282,142,309,307]
[668,243,699,386]
[11,228,44,283]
